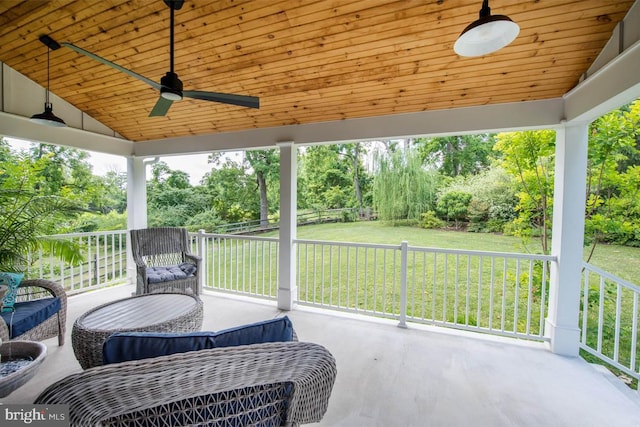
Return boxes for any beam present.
[564,40,640,123]
[564,0,640,123]
[0,110,133,156]
[134,98,565,156]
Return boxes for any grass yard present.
[264,221,640,285]
[258,221,640,385]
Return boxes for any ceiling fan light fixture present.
[160,71,183,101]
[454,0,519,57]
[160,89,182,101]
[31,35,66,127]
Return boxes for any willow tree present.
[372,149,441,223]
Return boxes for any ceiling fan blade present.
[62,42,160,91]
[183,90,260,109]
[149,97,174,117]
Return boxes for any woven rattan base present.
[72,293,203,369]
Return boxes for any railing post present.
[399,241,408,329]
[198,229,206,292]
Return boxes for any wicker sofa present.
[0,278,67,346]
[36,341,337,426]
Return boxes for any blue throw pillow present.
[178,262,197,276]
[102,316,294,364]
[213,316,294,348]
[1,272,24,313]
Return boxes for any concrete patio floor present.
[3,284,640,426]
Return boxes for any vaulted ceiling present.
[0,0,635,144]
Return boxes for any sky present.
[5,137,242,185]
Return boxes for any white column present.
[545,122,589,356]
[277,142,297,310]
[126,156,148,286]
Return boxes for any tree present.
[300,145,348,209]
[0,152,83,272]
[146,161,213,228]
[494,131,555,254]
[245,150,279,228]
[203,157,257,223]
[372,149,442,222]
[436,191,472,228]
[585,99,640,250]
[28,144,97,199]
[415,134,496,177]
[99,170,127,214]
[0,138,11,162]
[337,143,370,210]
[443,167,517,232]
[298,144,370,210]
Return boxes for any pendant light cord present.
[46,47,50,105]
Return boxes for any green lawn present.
[264,221,640,284]
[257,221,640,384]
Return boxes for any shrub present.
[185,209,222,232]
[341,209,357,223]
[420,211,444,229]
[436,191,472,228]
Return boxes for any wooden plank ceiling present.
[0,0,634,142]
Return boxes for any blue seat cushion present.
[0,297,61,338]
[146,262,196,284]
[103,316,294,365]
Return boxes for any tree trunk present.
[352,144,363,208]
[256,171,269,228]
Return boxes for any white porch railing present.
[192,232,555,341]
[294,239,555,340]
[28,230,640,388]
[27,231,127,295]
[194,232,279,300]
[580,262,640,388]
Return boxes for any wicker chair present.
[36,341,337,427]
[130,227,202,296]
[0,279,67,346]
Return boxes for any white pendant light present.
[30,35,66,127]
[454,0,520,57]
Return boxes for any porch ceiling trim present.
[0,111,133,156]
[133,98,565,157]
[564,39,640,123]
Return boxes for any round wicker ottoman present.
[72,293,203,369]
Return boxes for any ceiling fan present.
[62,0,259,117]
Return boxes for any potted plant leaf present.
[0,153,84,323]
